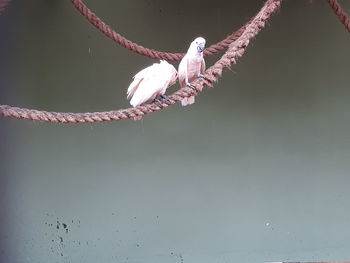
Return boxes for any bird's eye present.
[195,42,198,44]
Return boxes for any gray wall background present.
[1,0,350,262]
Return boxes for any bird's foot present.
[160,94,171,102]
[197,74,205,78]
[186,82,196,90]
[152,98,163,105]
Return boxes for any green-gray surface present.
[1,0,350,262]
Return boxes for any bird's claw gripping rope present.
[160,95,171,102]
[186,82,196,90]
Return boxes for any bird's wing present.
[127,64,158,99]
[178,56,189,88]
[127,78,143,99]
[129,64,167,107]
[130,77,164,107]
[200,58,206,74]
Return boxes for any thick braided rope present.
[70,0,251,61]
[0,0,12,16]
[327,0,350,33]
[0,0,281,123]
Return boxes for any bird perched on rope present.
[178,37,206,106]
[127,60,178,112]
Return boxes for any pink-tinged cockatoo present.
[178,37,206,106]
[127,60,178,109]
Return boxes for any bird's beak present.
[197,43,205,53]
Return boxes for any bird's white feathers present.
[127,60,177,107]
[127,37,205,111]
[178,37,206,106]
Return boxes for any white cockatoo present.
[178,37,206,106]
[127,60,178,108]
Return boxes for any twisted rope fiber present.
[0,0,12,16]
[327,0,350,32]
[70,0,252,61]
[0,0,281,123]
